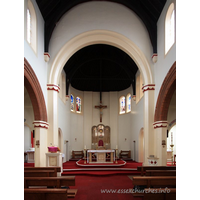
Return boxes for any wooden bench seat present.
[24,170,57,177]
[119,150,131,159]
[72,151,84,159]
[24,176,75,188]
[132,176,176,188]
[145,170,176,176]
[137,166,176,176]
[144,188,176,200]
[24,167,61,172]
[24,188,68,200]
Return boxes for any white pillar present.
[142,84,155,166]
[33,121,49,167]
[47,84,60,147]
[153,121,168,166]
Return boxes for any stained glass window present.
[119,96,125,114]
[127,93,131,113]
[71,94,74,111]
[76,97,81,113]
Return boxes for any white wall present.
[155,0,176,101]
[67,85,144,160]
[131,96,144,161]
[24,125,31,151]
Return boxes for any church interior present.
[22,0,181,199]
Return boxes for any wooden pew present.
[132,176,176,188]
[24,167,61,177]
[24,170,57,177]
[137,166,176,176]
[24,167,61,172]
[145,170,176,176]
[24,188,68,200]
[144,188,176,200]
[24,176,75,188]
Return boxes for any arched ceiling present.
[36,0,166,53]
[64,44,138,92]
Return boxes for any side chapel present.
[24,0,176,167]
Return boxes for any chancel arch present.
[48,30,155,165]
[49,30,153,85]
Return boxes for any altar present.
[87,149,115,163]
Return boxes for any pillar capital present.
[47,84,60,93]
[142,84,155,93]
[33,121,49,129]
[44,52,50,62]
[152,53,158,63]
[153,121,168,129]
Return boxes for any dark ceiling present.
[64,44,138,92]
[35,0,166,93]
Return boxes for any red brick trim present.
[154,62,176,122]
[24,58,48,122]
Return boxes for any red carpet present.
[24,163,34,167]
[62,160,143,176]
[167,162,176,166]
[69,175,142,200]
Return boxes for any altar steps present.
[62,160,142,176]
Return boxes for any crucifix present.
[95,91,107,122]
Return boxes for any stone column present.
[142,84,155,166]
[33,121,49,167]
[47,84,60,147]
[153,121,168,166]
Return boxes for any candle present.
[84,145,86,149]
[116,145,118,149]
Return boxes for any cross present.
[95,100,107,122]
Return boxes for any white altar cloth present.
[87,149,115,163]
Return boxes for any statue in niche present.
[91,124,110,149]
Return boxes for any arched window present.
[26,0,37,53]
[165,3,175,54]
[71,94,75,112]
[119,96,125,114]
[126,93,131,113]
[27,8,31,44]
[76,97,81,113]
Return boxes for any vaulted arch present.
[49,30,153,86]
[154,61,176,122]
[24,58,47,122]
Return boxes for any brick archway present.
[24,58,47,122]
[154,62,176,122]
